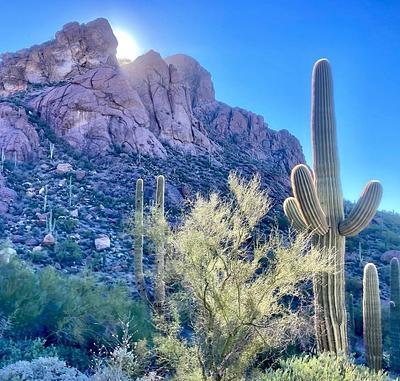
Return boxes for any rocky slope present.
[0,18,304,290]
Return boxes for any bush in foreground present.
[0,253,153,372]
[0,357,88,381]
[153,174,328,381]
[257,353,396,381]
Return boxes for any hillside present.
[0,18,304,290]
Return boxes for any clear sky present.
[1,0,399,211]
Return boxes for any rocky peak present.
[0,18,118,96]
[165,54,215,107]
[123,50,216,154]
[0,18,304,169]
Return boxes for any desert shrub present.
[57,217,78,234]
[0,258,153,350]
[256,353,395,381]
[0,338,57,368]
[0,357,88,380]
[54,239,82,265]
[92,323,151,380]
[154,174,327,381]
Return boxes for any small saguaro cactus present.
[283,59,383,353]
[134,178,146,300]
[133,175,167,311]
[363,263,382,371]
[154,175,166,310]
[390,257,400,371]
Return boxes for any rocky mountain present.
[0,18,304,288]
[0,18,303,164]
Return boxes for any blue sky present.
[1,0,399,211]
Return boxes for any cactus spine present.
[390,257,400,371]
[363,263,382,371]
[134,179,146,300]
[283,59,383,353]
[154,175,166,310]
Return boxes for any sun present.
[113,29,140,62]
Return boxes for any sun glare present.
[114,29,140,62]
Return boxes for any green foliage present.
[54,238,82,265]
[57,217,78,234]
[257,353,395,381]
[0,257,153,350]
[0,338,57,368]
[157,174,328,381]
[153,310,203,381]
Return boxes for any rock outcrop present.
[123,51,216,154]
[0,17,304,166]
[0,102,40,161]
[0,18,117,95]
[30,66,166,157]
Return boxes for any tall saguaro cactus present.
[283,59,383,353]
[390,257,400,371]
[154,175,166,310]
[134,179,146,300]
[363,263,382,371]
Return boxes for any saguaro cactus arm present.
[283,197,308,231]
[339,181,383,236]
[291,164,329,235]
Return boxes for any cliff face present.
[0,18,304,168]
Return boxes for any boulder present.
[75,170,86,181]
[42,233,55,246]
[95,235,111,251]
[56,163,73,175]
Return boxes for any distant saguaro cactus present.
[363,263,382,371]
[284,59,383,353]
[390,257,400,371]
[134,178,146,300]
[154,175,166,311]
[133,175,167,312]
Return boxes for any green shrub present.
[54,239,82,265]
[0,258,153,350]
[156,174,328,381]
[257,353,395,381]
[57,217,78,234]
[0,338,57,368]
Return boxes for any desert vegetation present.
[0,20,399,379]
